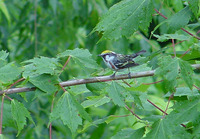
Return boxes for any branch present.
[1,64,200,95]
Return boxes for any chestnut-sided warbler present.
[98,50,146,77]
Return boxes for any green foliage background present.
[0,0,200,138]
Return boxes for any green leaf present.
[111,127,145,139]
[188,0,199,18]
[0,100,15,128]
[167,6,192,32]
[155,56,178,92]
[125,91,144,108]
[156,56,179,81]
[106,82,126,107]
[11,100,34,136]
[22,56,59,78]
[58,48,98,69]
[164,87,199,100]
[178,59,193,89]
[49,0,57,14]
[0,50,9,60]
[68,84,89,96]
[81,95,110,108]
[50,92,91,133]
[93,0,153,40]
[70,93,92,122]
[153,34,190,42]
[166,96,200,125]
[144,119,192,139]
[86,82,108,95]
[0,1,11,23]
[29,74,58,94]
[0,63,22,84]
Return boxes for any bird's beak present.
[98,54,102,57]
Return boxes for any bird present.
[98,50,146,77]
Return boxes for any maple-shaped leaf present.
[178,59,193,89]
[0,50,9,60]
[58,48,99,69]
[154,34,190,42]
[111,127,145,139]
[144,119,192,139]
[29,74,58,94]
[93,0,154,41]
[155,56,179,92]
[50,92,91,134]
[106,81,126,107]
[166,96,200,125]
[22,56,59,78]
[11,100,34,136]
[0,62,22,84]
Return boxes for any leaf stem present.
[34,0,38,56]
[125,105,141,120]
[142,80,163,85]
[49,91,58,139]
[59,56,71,76]
[0,94,5,134]
[193,84,200,91]
[162,93,174,119]
[147,99,168,115]
[180,48,191,58]
[154,9,200,40]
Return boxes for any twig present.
[154,8,167,19]
[0,95,5,134]
[110,114,131,117]
[162,93,174,119]
[125,105,141,120]
[59,56,71,76]
[193,84,200,91]
[181,28,200,40]
[154,9,200,40]
[142,80,163,85]
[180,48,191,58]
[147,99,186,127]
[147,99,168,115]
[7,78,25,89]
[171,39,176,57]
[122,79,132,87]
[0,70,156,95]
[49,91,58,139]
[59,84,66,92]
[34,0,38,56]
[1,64,200,95]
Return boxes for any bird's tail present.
[132,50,146,58]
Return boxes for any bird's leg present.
[128,68,131,78]
[111,71,117,78]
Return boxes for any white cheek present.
[105,55,114,61]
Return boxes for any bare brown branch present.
[0,64,200,95]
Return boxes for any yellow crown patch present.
[101,50,113,54]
